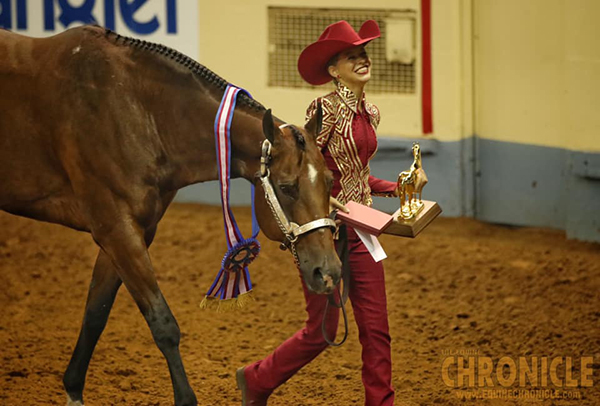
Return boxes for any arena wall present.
[181,0,600,242]
[180,0,473,215]
[0,0,597,241]
[472,0,600,241]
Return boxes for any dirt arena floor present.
[1,203,599,406]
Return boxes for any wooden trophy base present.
[382,200,442,238]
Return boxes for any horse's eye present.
[324,177,334,193]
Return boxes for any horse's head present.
[254,108,341,294]
[411,142,422,161]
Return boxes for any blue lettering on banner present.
[0,0,12,29]
[57,0,97,27]
[0,0,177,35]
[0,0,27,29]
[166,0,175,33]
[118,0,158,34]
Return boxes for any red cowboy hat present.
[298,20,381,86]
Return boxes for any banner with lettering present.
[0,0,199,59]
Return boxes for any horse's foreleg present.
[92,218,197,406]
[400,184,406,208]
[63,225,161,406]
[63,251,122,406]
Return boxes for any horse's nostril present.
[313,267,323,282]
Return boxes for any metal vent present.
[268,7,417,94]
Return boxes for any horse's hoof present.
[66,394,84,406]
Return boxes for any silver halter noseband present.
[258,136,336,265]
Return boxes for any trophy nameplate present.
[383,200,441,238]
[381,142,442,238]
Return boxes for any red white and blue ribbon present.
[200,84,261,311]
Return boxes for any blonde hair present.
[326,52,341,86]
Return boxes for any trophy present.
[383,142,442,237]
[333,142,441,239]
[397,143,428,220]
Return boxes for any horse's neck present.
[228,108,265,181]
[413,151,422,169]
[170,105,263,189]
[144,81,263,189]
[124,48,266,189]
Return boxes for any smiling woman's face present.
[328,45,372,87]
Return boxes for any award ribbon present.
[200,84,260,311]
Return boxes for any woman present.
[237,20,398,406]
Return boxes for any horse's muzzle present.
[305,260,341,295]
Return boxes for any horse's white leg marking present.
[307,163,318,185]
[66,394,84,406]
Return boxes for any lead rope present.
[322,221,351,347]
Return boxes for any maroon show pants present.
[244,231,395,406]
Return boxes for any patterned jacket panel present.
[305,82,381,206]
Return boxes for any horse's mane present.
[103,28,265,113]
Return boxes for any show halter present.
[257,139,336,266]
[200,84,260,311]
[201,84,337,312]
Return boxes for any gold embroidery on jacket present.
[305,82,381,207]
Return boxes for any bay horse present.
[0,26,341,406]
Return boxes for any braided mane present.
[104,28,265,113]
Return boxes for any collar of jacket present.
[335,81,369,115]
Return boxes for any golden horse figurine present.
[397,143,429,220]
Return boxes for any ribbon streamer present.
[200,84,261,311]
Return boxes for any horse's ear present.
[262,109,275,144]
[305,101,322,139]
